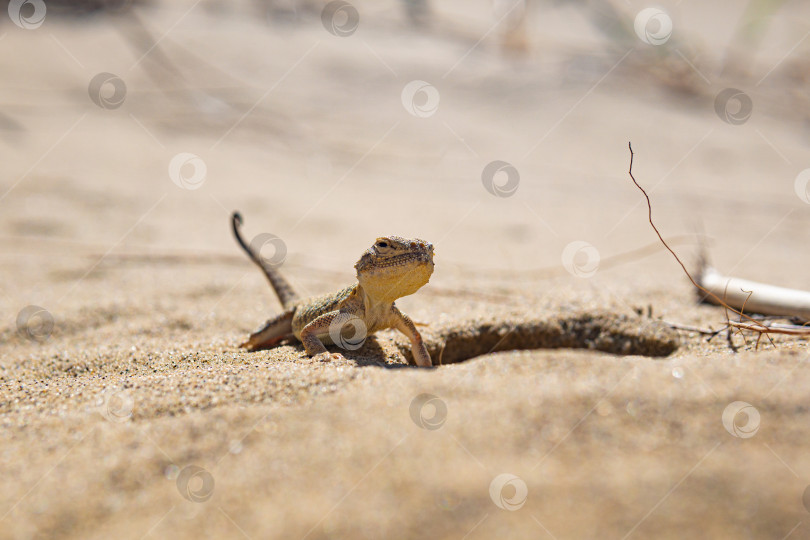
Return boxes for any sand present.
[2,1,810,538]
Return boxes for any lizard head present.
[354,236,434,303]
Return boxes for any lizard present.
[231,212,435,367]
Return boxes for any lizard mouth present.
[373,251,433,269]
[356,249,434,274]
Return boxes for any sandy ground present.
[2,1,810,538]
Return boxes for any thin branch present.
[627,142,768,334]
[663,321,723,337]
[728,321,810,335]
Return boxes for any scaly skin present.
[232,212,435,367]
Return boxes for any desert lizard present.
[232,212,435,367]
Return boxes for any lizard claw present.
[312,352,347,363]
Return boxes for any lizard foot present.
[312,352,347,363]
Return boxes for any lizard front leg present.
[299,310,349,362]
[391,305,432,367]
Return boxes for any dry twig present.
[627,142,810,346]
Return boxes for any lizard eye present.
[376,241,388,248]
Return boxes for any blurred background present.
[2,0,810,312]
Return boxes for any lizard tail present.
[231,211,300,309]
